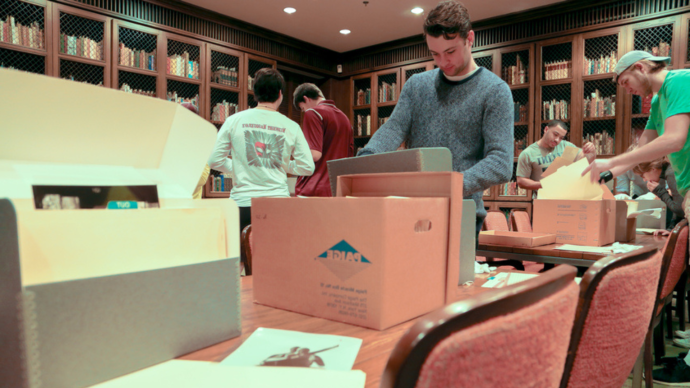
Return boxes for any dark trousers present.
[239,206,251,271]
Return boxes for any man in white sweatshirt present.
[208,68,315,270]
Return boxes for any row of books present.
[355,114,371,136]
[211,174,232,192]
[356,88,371,105]
[59,33,102,60]
[543,99,569,120]
[636,94,653,115]
[584,51,617,75]
[248,75,254,90]
[1,16,43,50]
[167,52,198,79]
[378,117,389,127]
[212,66,238,87]
[583,90,615,118]
[514,138,527,156]
[378,82,396,102]
[500,181,528,196]
[514,102,528,122]
[211,100,238,122]
[119,83,155,97]
[166,91,198,110]
[584,132,615,155]
[503,55,528,85]
[643,41,671,57]
[119,43,156,71]
[543,60,571,80]
[63,74,103,86]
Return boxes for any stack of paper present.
[539,158,606,200]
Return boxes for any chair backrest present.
[560,247,663,388]
[482,210,510,232]
[656,219,688,304]
[509,209,532,232]
[241,224,253,275]
[381,265,579,388]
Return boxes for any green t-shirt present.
[516,140,579,182]
[645,69,690,196]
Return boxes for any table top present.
[478,234,666,261]
[179,273,501,388]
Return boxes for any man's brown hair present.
[423,0,472,39]
[632,156,670,176]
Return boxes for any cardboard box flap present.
[541,146,579,179]
[0,69,217,199]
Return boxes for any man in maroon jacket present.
[293,83,354,196]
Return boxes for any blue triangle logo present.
[317,240,370,263]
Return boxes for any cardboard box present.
[478,230,557,247]
[0,69,241,388]
[326,148,452,196]
[253,172,469,330]
[636,199,667,229]
[533,198,616,246]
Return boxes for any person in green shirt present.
[584,51,690,223]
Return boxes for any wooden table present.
[179,273,502,388]
[477,234,667,267]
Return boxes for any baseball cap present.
[614,50,671,82]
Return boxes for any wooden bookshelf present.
[111,19,164,98]
[0,0,49,75]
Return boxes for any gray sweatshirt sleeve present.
[461,82,514,195]
[357,77,415,156]
[654,167,684,220]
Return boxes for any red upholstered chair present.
[241,224,253,276]
[481,210,525,270]
[381,265,579,388]
[644,219,688,387]
[509,209,532,232]
[559,247,663,388]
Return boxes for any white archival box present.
[0,68,241,388]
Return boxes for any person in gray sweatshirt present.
[358,0,514,237]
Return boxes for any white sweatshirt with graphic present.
[208,108,315,207]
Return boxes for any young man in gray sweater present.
[358,0,514,237]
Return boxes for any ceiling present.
[180,0,568,53]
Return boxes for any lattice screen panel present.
[541,83,571,123]
[167,39,199,79]
[405,66,426,81]
[353,78,371,106]
[634,24,673,58]
[498,162,527,197]
[542,42,572,80]
[59,12,104,60]
[377,72,398,103]
[583,120,616,155]
[502,50,528,85]
[378,105,394,128]
[118,70,156,97]
[0,0,45,50]
[60,59,104,85]
[474,55,492,71]
[354,137,370,156]
[247,58,272,91]
[353,108,372,137]
[584,34,618,75]
[583,79,616,118]
[0,48,44,74]
[167,79,199,112]
[118,26,157,70]
[210,50,239,87]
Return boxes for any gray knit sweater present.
[358,67,514,221]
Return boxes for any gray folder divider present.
[327,148,452,196]
[0,199,241,388]
[459,199,476,285]
[636,199,667,229]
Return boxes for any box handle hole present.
[414,220,432,232]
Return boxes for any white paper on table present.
[221,328,363,371]
[482,272,538,288]
[628,208,663,219]
[88,360,367,388]
[538,158,604,200]
[637,228,660,235]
